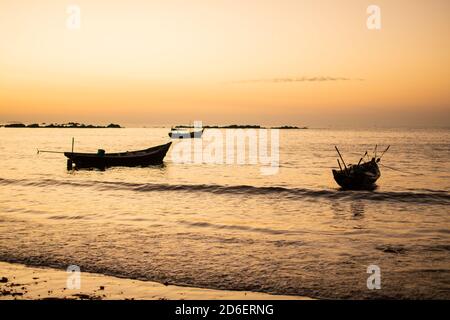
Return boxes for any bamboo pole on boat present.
[357,151,368,166]
[337,159,343,171]
[37,150,65,154]
[38,137,75,155]
[334,146,347,170]
[335,146,349,175]
[379,145,390,160]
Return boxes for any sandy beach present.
[0,262,311,300]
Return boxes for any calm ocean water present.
[0,127,449,299]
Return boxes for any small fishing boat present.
[64,142,172,169]
[332,159,381,190]
[332,145,389,190]
[168,127,204,139]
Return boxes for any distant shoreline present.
[1,122,121,128]
[1,123,308,129]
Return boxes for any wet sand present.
[0,262,311,300]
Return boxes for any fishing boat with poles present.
[332,145,390,190]
[168,127,204,139]
[38,138,172,170]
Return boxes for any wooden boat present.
[64,142,172,169]
[332,145,389,190]
[332,159,381,190]
[168,128,204,139]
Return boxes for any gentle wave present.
[1,177,449,205]
[177,220,294,235]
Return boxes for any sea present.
[0,127,449,299]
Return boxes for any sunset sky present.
[0,0,449,126]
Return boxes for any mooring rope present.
[380,163,423,176]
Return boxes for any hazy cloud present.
[227,77,364,84]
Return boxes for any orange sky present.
[0,0,449,126]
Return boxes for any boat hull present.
[64,142,171,169]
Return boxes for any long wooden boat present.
[168,128,204,139]
[64,142,172,169]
